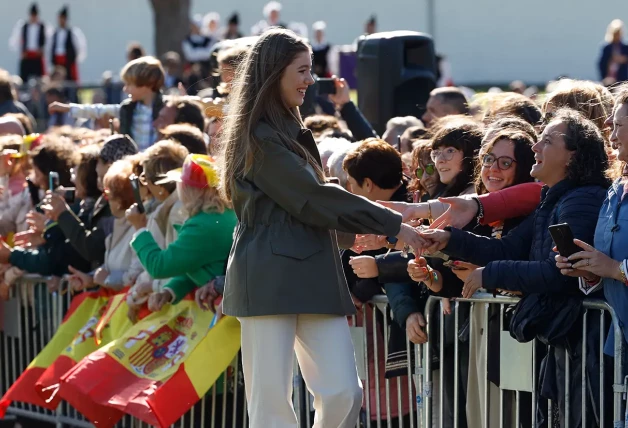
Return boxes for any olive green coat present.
[222,119,402,317]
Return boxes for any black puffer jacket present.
[444,180,607,294]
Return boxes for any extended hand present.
[430,197,478,230]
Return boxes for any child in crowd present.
[48,56,166,151]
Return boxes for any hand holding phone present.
[548,223,581,259]
[129,174,145,214]
[316,78,337,95]
[49,172,60,191]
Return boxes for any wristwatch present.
[385,236,398,250]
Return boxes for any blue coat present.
[598,42,628,82]
[445,180,607,293]
[594,179,628,355]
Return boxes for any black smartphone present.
[63,187,76,204]
[129,174,145,214]
[109,118,115,135]
[328,177,340,185]
[316,78,337,95]
[49,172,60,191]
[548,223,581,259]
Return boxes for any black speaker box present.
[357,31,437,135]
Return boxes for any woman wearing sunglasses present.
[407,129,537,428]
[408,140,442,202]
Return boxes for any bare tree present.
[149,0,190,59]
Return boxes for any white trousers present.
[239,314,363,428]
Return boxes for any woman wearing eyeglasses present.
[408,128,537,428]
[408,140,442,202]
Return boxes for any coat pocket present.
[269,224,323,260]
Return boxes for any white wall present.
[0,0,617,86]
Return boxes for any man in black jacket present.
[50,6,87,83]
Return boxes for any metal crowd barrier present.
[1,279,627,428]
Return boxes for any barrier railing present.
[1,280,626,428]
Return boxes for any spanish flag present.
[34,290,131,408]
[58,297,241,428]
[0,289,113,416]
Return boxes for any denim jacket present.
[595,179,628,355]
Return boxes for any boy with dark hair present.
[48,56,166,150]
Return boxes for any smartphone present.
[49,172,60,191]
[395,135,401,152]
[63,187,76,204]
[109,118,115,135]
[129,174,145,214]
[328,177,340,185]
[316,78,337,95]
[548,223,581,259]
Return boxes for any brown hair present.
[120,56,165,92]
[543,79,613,132]
[217,44,250,69]
[342,138,402,189]
[160,124,207,154]
[481,92,542,126]
[303,115,341,141]
[142,140,189,194]
[103,159,136,210]
[76,145,102,198]
[220,29,324,201]
[430,87,469,115]
[31,136,81,187]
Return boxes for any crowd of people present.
[0,6,627,428]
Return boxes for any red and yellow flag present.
[34,290,131,408]
[58,297,241,428]
[0,290,105,416]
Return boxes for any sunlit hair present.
[120,56,165,92]
[475,129,536,194]
[143,140,188,194]
[103,159,135,210]
[304,114,341,142]
[218,28,325,201]
[479,92,542,127]
[543,79,614,133]
[177,182,231,217]
[605,19,624,43]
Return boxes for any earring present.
[158,190,164,196]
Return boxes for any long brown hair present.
[219,28,324,201]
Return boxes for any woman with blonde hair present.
[127,154,236,314]
[599,19,628,84]
[219,28,423,427]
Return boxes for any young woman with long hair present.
[218,28,423,427]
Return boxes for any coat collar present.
[285,116,323,167]
[541,179,578,205]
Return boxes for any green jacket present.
[131,209,237,304]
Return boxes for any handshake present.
[352,222,452,256]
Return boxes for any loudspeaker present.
[357,31,437,135]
